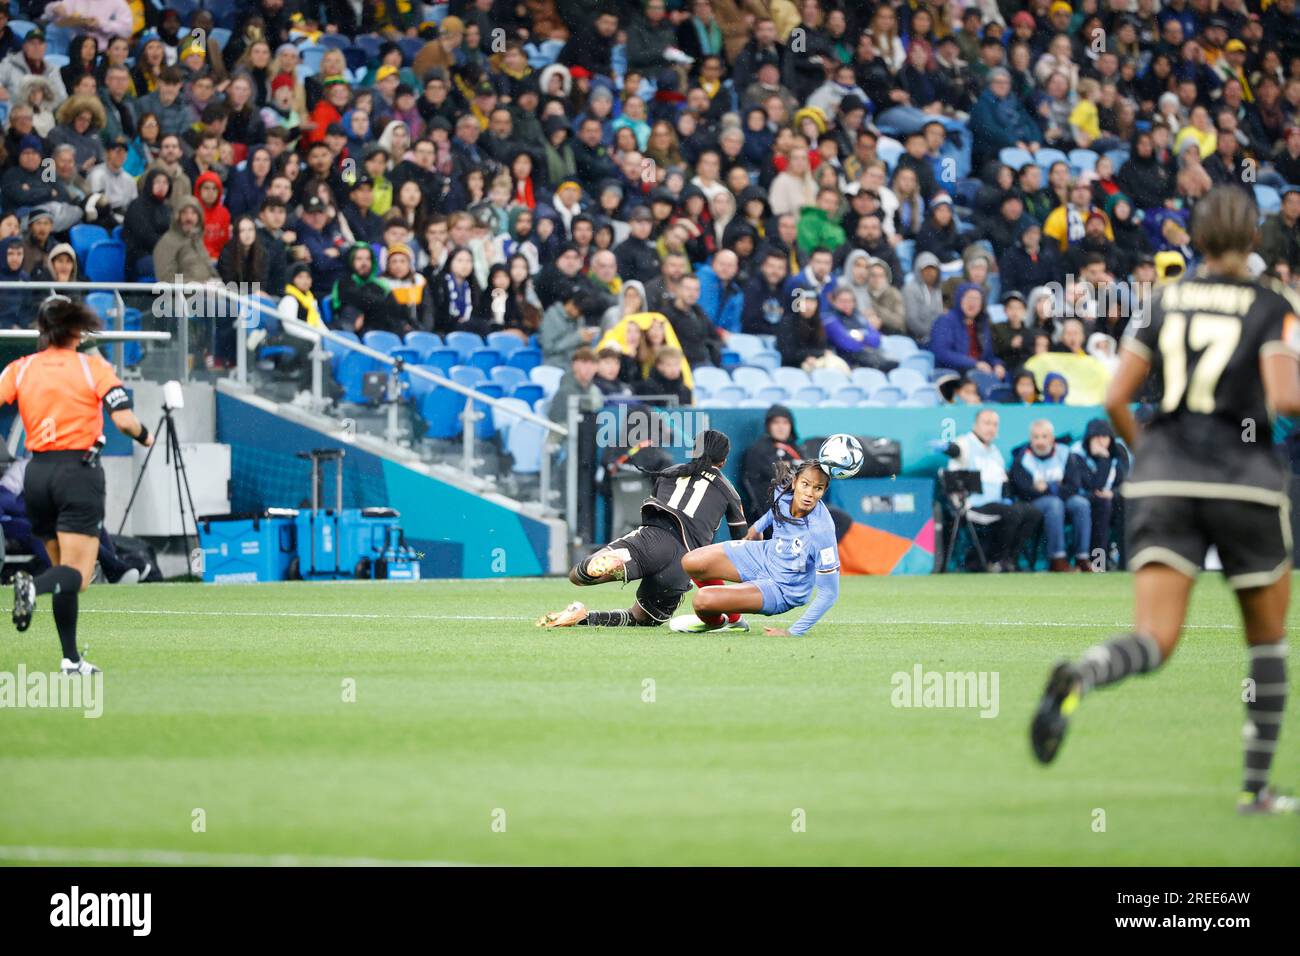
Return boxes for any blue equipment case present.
[197,509,300,583]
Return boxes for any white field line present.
[0,845,481,867]
[64,607,1241,630]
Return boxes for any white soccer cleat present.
[116,568,141,585]
[668,613,726,634]
[60,657,101,675]
[536,601,588,628]
[719,617,750,633]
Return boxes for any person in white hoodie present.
[903,250,946,343]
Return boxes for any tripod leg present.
[966,510,990,571]
[167,417,202,573]
[117,412,166,535]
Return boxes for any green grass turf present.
[0,572,1297,866]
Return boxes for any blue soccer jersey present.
[731,494,841,635]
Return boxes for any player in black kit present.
[1031,187,1300,814]
[536,429,749,630]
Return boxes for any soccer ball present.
[817,434,864,479]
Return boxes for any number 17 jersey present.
[1122,274,1300,502]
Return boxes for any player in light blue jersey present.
[670,459,840,636]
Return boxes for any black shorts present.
[23,450,106,540]
[603,518,690,623]
[1126,494,1292,590]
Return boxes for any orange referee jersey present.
[0,347,124,452]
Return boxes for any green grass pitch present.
[1,572,1297,866]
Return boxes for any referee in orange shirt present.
[0,298,153,674]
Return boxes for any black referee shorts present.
[24,450,106,540]
[603,517,691,623]
[1126,495,1292,590]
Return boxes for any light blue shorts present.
[724,541,806,615]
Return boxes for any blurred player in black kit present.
[1032,186,1300,815]
[536,429,749,630]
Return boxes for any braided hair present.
[633,428,731,479]
[767,458,831,526]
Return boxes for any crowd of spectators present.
[0,0,1294,400]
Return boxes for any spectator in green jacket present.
[797,186,847,257]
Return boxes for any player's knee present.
[694,587,723,612]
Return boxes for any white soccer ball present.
[817,433,864,479]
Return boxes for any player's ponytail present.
[767,459,829,526]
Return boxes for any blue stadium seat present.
[354,35,384,60]
[336,350,379,404]
[790,386,827,406]
[398,36,424,62]
[1069,148,1098,173]
[318,34,351,49]
[507,415,549,475]
[726,332,764,360]
[486,331,525,356]
[749,349,781,370]
[323,330,359,371]
[70,224,108,264]
[8,21,36,39]
[468,347,502,374]
[878,139,904,172]
[757,335,777,350]
[510,383,545,406]
[772,367,810,392]
[732,366,771,393]
[492,396,532,437]
[404,330,441,359]
[953,179,982,208]
[491,366,528,391]
[754,385,788,404]
[420,386,466,440]
[1034,148,1068,173]
[851,367,888,392]
[529,364,564,395]
[209,27,233,48]
[711,384,747,405]
[986,303,1007,324]
[719,349,743,370]
[810,368,849,392]
[405,365,442,403]
[999,146,1034,170]
[833,386,866,404]
[692,366,731,393]
[693,387,712,404]
[445,330,484,361]
[85,240,125,282]
[968,369,1001,398]
[1255,184,1282,216]
[421,347,459,375]
[1105,149,1130,172]
[869,385,906,405]
[888,367,927,391]
[469,383,503,440]
[507,347,541,372]
[881,334,919,358]
[362,330,403,354]
[390,347,422,366]
[901,352,934,377]
[908,385,942,407]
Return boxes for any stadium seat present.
[422,347,459,375]
[869,385,906,405]
[711,385,747,405]
[335,350,379,404]
[819,400,850,408]
[754,385,789,404]
[486,331,525,356]
[987,304,1007,324]
[790,386,827,405]
[398,36,424,62]
[491,366,528,391]
[749,349,781,370]
[389,347,422,366]
[969,369,1001,398]
[693,366,732,393]
[492,396,532,437]
[342,46,370,73]
[507,347,541,372]
[952,179,982,208]
[986,385,1015,403]
[419,386,467,440]
[8,21,36,39]
[468,347,502,374]
[726,332,764,359]
[693,387,712,404]
[1034,148,1068,173]
[362,330,403,354]
[70,224,108,263]
[85,239,125,282]
[851,367,888,392]
[1068,148,1098,174]
[468,383,502,440]
[858,400,887,407]
[901,352,934,378]
[999,146,1034,170]
[529,364,564,396]
[354,35,384,60]
[888,367,927,391]
[896,399,927,408]
[404,330,441,359]
[772,367,810,392]
[323,330,359,371]
[878,139,904,172]
[209,27,233,48]
[732,366,771,393]
[895,239,915,277]
[510,383,545,406]
[1255,184,1282,216]
[719,349,743,370]
[908,385,942,407]
[318,33,351,49]
[833,386,866,404]
[1105,148,1130,172]
[450,365,486,392]
[507,415,549,475]
[810,368,849,392]
[757,335,777,350]
[881,334,919,358]
[404,366,441,403]
[445,330,484,361]
[738,398,770,408]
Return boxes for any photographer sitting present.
[935,409,1042,572]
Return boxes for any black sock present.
[34,567,82,662]
[1243,641,1288,796]
[1076,632,1163,693]
[578,609,634,627]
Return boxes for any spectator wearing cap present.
[122,168,171,278]
[341,173,385,245]
[294,195,347,291]
[914,194,964,265]
[86,134,135,222]
[331,242,407,336]
[0,27,68,105]
[999,219,1061,298]
[969,67,1041,170]
[262,71,302,142]
[1260,187,1300,280]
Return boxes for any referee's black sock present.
[1075,632,1164,694]
[1243,641,1288,796]
[578,609,636,627]
[34,567,82,663]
